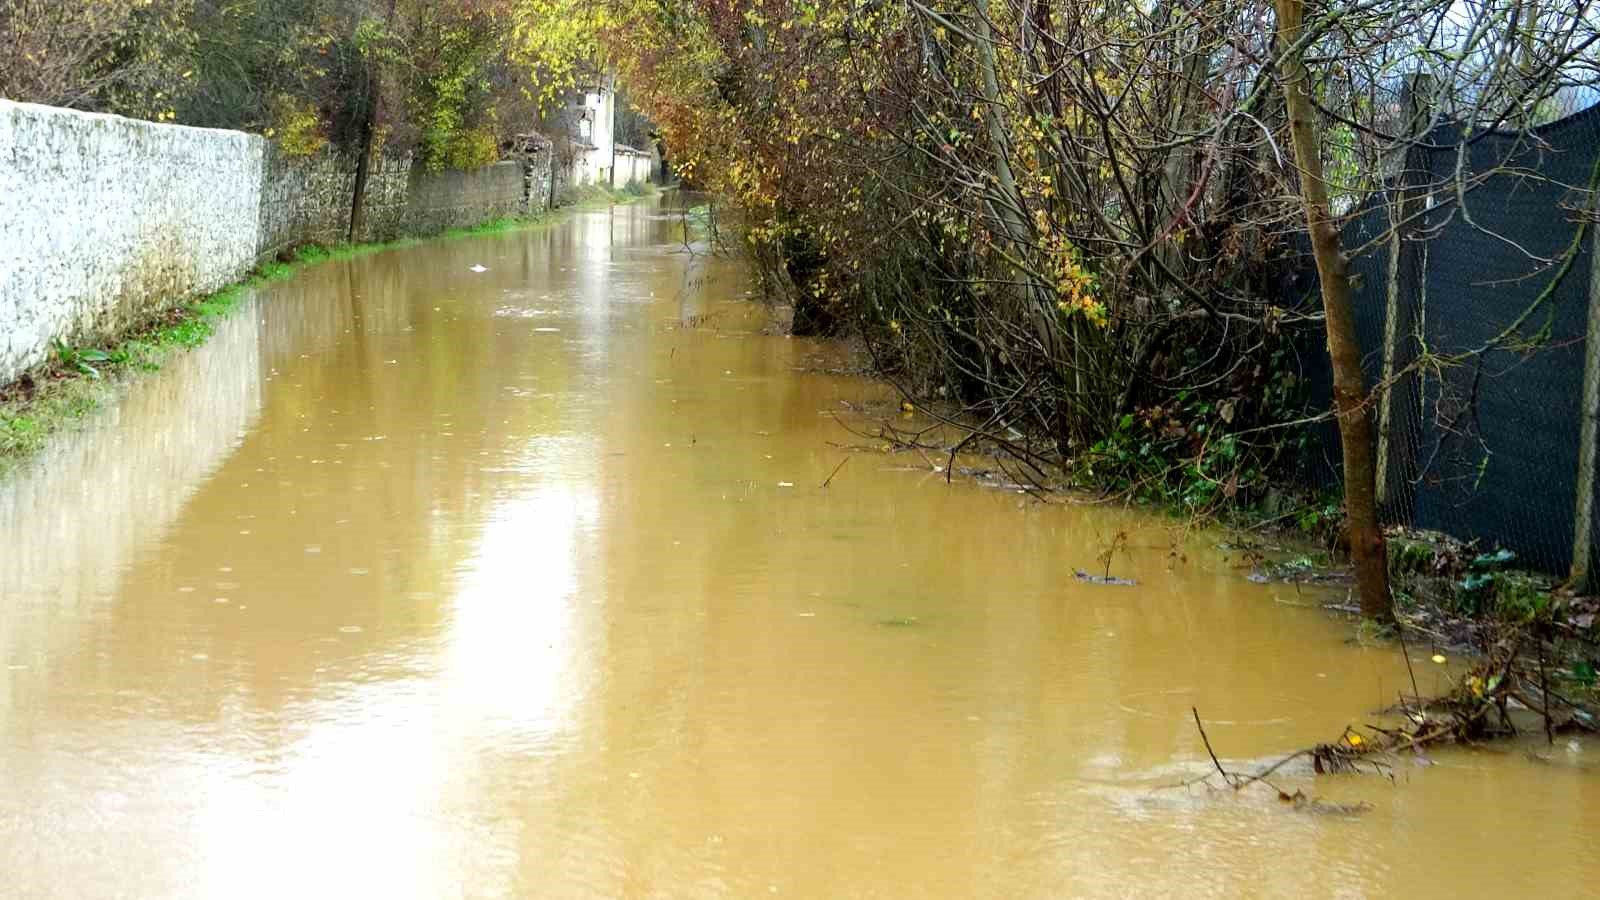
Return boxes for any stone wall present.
[522,142,554,217]
[551,151,575,201]
[401,160,526,235]
[256,147,417,258]
[0,100,264,382]
[260,152,540,251]
[256,143,355,260]
[354,152,415,243]
[0,100,563,386]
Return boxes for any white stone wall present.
[614,146,655,187]
[0,100,553,388]
[571,144,601,188]
[564,144,655,191]
[0,100,265,383]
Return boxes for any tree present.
[0,0,194,118]
[1272,0,1392,620]
[347,0,396,242]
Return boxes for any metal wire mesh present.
[1302,93,1600,585]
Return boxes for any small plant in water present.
[1096,529,1130,580]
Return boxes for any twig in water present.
[1192,707,1237,787]
[1539,627,1554,745]
[1395,618,1422,704]
[821,457,850,489]
[1185,708,1313,799]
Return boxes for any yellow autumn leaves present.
[1041,231,1105,328]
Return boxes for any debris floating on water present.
[1074,570,1137,587]
[469,264,488,273]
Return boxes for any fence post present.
[1374,74,1433,521]
[1572,208,1600,591]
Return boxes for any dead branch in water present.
[1185,622,1600,807]
[820,457,849,489]
[1184,707,1364,815]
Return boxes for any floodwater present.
[2,196,1596,898]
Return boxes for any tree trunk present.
[970,0,1070,402]
[1157,1,1214,276]
[347,0,397,243]
[1274,0,1392,620]
[970,0,1028,250]
[1374,74,1432,517]
[1571,207,1600,591]
[348,105,376,243]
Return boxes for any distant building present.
[546,74,656,193]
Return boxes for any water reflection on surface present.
[2,198,1597,898]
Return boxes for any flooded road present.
[2,197,1597,897]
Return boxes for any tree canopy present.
[0,0,619,168]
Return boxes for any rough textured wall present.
[353,152,413,243]
[522,146,553,215]
[402,161,526,235]
[257,145,355,260]
[1,99,548,388]
[0,100,264,383]
[256,148,414,256]
[551,153,575,201]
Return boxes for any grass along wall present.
[0,100,265,384]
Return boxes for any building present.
[548,74,657,194]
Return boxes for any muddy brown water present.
[2,197,1596,898]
